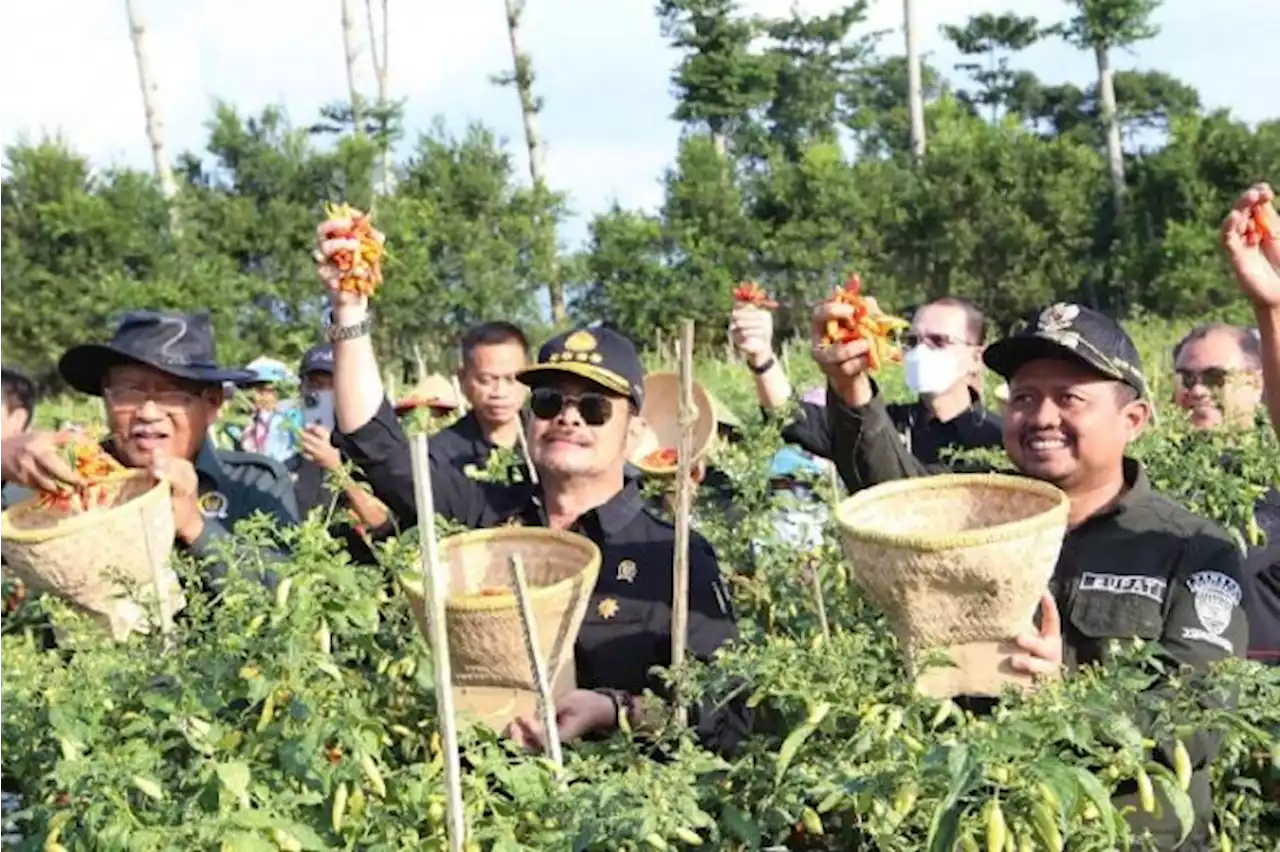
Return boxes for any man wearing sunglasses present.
[1171,324,1265,432]
[731,296,1002,480]
[315,217,746,756]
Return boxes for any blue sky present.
[3,0,1276,248]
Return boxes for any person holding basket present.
[313,211,748,756]
[813,296,1247,850]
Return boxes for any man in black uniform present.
[429,321,533,480]
[316,216,745,755]
[1,312,299,583]
[814,299,1248,850]
[730,295,1001,479]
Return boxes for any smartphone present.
[303,390,336,432]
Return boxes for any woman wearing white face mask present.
[292,344,389,562]
[731,296,1002,478]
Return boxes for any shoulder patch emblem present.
[1180,570,1242,654]
[198,490,230,521]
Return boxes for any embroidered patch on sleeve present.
[1179,571,1242,654]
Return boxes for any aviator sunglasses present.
[529,387,616,426]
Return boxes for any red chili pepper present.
[641,448,679,468]
[732,281,778,310]
[819,272,908,371]
[1244,200,1275,247]
[323,202,386,296]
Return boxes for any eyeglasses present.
[104,386,201,410]
[529,387,616,426]
[903,332,974,350]
[1176,368,1233,390]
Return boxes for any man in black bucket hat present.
[813,299,1246,850]
[1,311,299,577]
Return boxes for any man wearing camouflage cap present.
[813,300,1246,850]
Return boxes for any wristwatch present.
[749,355,777,375]
[326,313,374,343]
[595,688,636,730]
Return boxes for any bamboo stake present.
[670,320,696,728]
[408,434,465,852]
[507,554,562,766]
[516,422,539,485]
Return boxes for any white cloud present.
[2,0,1276,247]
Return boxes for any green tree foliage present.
[1,0,1276,378]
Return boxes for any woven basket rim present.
[836,473,1068,552]
[399,526,602,611]
[632,372,717,476]
[0,471,169,544]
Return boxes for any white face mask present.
[904,345,963,396]
[303,389,335,431]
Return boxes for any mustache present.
[540,429,592,447]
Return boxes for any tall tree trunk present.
[124,0,179,229]
[903,0,926,163]
[365,0,393,194]
[503,0,564,322]
[1094,41,1125,218]
[341,0,363,134]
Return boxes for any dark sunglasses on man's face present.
[529,387,615,426]
[1176,368,1232,390]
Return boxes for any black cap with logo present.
[300,344,335,377]
[984,302,1148,398]
[518,327,645,408]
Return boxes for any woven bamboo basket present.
[400,526,601,728]
[0,471,183,641]
[835,473,1069,698]
[631,372,717,476]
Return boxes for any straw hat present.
[394,373,460,415]
[630,372,717,476]
[835,473,1069,698]
[0,472,184,640]
[400,526,601,730]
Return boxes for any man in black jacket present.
[814,299,1247,851]
[315,214,747,755]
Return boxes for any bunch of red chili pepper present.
[732,281,778,310]
[641,447,680,469]
[1243,200,1276,247]
[34,441,125,515]
[323,202,386,297]
[820,273,909,371]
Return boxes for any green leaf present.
[1069,765,1116,847]
[1150,772,1195,843]
[219,830,276,852]
[720,804,761,846]
[216,761,252,800]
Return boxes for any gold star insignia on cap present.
[597,598,619,619]
[589,353,603,364]
[564,330,598,353]
[616,560,637,583]
[1038,303,1080,334]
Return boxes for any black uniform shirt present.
[827,383,1248,850]
[338,398,747,754]
[429,411,532,482]
[776,387,1003,474]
